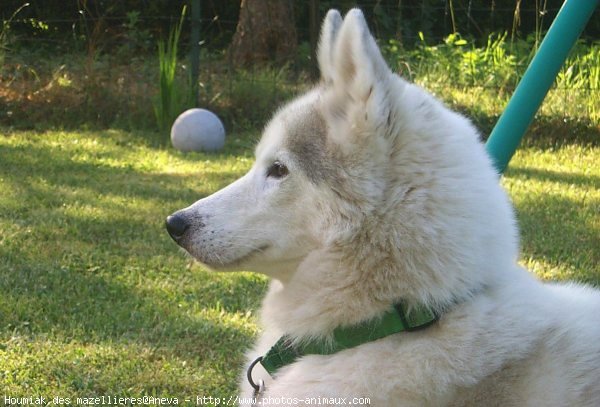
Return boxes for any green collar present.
[256,302,438,376]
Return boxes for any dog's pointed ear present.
[317,9,342,83]
[331,9,391,100]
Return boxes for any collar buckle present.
[394,302,439,332]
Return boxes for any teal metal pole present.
[485,0,598,174]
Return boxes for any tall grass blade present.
[154,6,192,134]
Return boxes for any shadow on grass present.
[519,117,600,148]
[508,166,600,189]
[0,140,245,207]
[508,176,599,286]
[0,260,264,354]
[455,107,600,148]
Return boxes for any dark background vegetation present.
[3,0,599,50]
[1,1,598,135]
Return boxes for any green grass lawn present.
[0,128,598,401]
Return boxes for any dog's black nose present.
[165,214,189,241]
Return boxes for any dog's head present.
[166,9,517,291]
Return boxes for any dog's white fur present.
[171,9,600,406]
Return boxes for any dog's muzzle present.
[165,213,189,242]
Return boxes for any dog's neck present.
[260,244,489,340]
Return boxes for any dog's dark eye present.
[266,161,289,179]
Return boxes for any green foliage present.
[385,32,524,91]
[0,3,30,68]
[114,11,154,58]
[153,6,194,134]
[385,32,599,93]
[555,42,600,90]
[0,51,158,131]
[214,68,300,128]
[553,42,600,123]
[383,33,599,123]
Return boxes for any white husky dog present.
[166,9,600,406]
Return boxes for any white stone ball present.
[170,108,225,152]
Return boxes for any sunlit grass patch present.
[504,143,599,284]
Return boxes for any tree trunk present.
[228,0,297,67]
